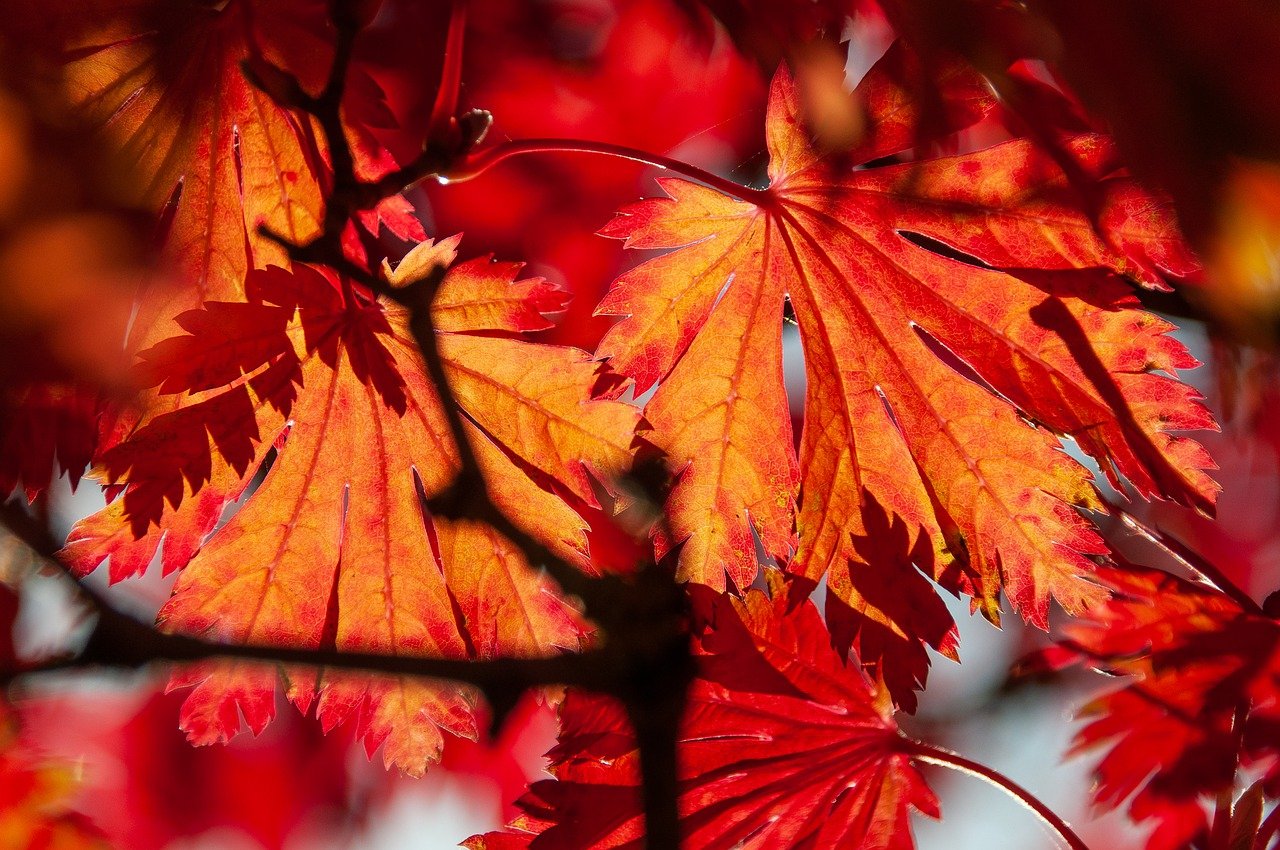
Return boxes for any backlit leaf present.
[597,43,1216,707]
[63,244,640,774]
[10,0,423,324]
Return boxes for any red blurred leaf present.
[15,688,353,850]
[0,701,108,850]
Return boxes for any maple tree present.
[2,1,1280,849]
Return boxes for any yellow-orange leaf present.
[63,247,639,774]
[0,704,108,850]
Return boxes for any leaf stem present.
[443,138,774,206]
[1211,701,1251,850]
[907,740,1091,850]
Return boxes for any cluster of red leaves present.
[0,0,630,779]
[600,45,1211,713]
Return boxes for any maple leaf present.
[62,239,640,774]
[0,384,98,504]
[10,0,423,327]
[467,571,937,850]
[596,42,1217,708]
[1059,567,1280,850]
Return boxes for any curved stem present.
[443,138,774,206]
[1211,701,1250,850]
[907,740,1091,850]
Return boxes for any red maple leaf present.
[468,571,937,850]
[596,41,1216,708]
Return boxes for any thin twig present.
[0,505,612,696]
[428,0,468,142]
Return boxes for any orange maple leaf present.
[63,239,640,774]
[597,42,1217,707]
